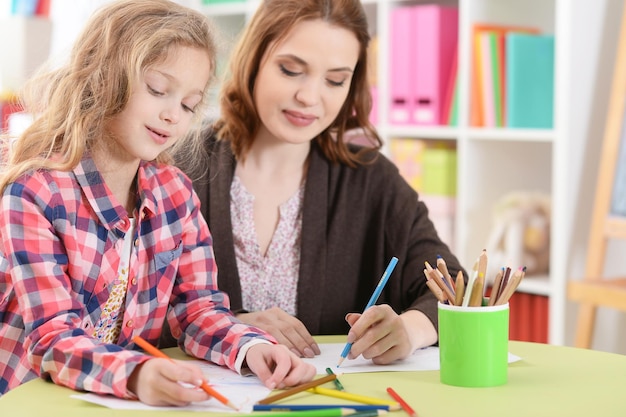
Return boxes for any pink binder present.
[389,7,415,125]
[413,5,458,125]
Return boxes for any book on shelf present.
[442,45,458,126]
[389,138,426,192]
[486,288,548,343]
[389,7,415,125]
[389,140,457,197]
[389,4,458,126]
[505,33,555,128]
[412,4,458,126]
[421,144,457,197]
[0,93,23,132]
[470,24,539,127]
[389,139,457,248]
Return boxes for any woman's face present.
[253,19,360,145]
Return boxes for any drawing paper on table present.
[304,343,521,374]
[72,359,270,412]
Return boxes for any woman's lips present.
[284,110,316,127]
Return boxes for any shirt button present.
[131,277,137,286]
[134,238,139,247]
[126,320,134,328]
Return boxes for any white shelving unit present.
[199,0,579,346]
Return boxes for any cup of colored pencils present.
[426,250,525,387]
[423,249,525,307]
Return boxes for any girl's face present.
[253,19,360,145]
[107,45,211,165]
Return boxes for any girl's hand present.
[244,343,316,389]
[128,358,210,406]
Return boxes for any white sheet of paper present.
[72,360,270,412]
[71,344,521,412]
[302,343,521,374]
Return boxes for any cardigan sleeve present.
[372,153,467,331]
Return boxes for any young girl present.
[0,0,314,405]
[175,0,467,365]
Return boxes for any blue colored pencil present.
[337,256,399,367]
[253,404,390,412]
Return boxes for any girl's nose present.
[160,105,180,124]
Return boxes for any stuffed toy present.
[485,191,551,279]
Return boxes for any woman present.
[180,0,466,365]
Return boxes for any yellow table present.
[1,336,625,416]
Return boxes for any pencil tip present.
[226,401,240,411]
[336,358,344,368]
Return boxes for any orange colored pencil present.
[132,335,239,411]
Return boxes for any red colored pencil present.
[386,387,417,417]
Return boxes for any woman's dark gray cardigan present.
[190,136,466,336]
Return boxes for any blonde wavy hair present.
[0,0,217,194]
[215,0,382,167]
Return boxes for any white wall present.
[48,0,204,67]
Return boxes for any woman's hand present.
[244,343,316,389]
[344,304,437,364]
[128,358,210,406]
[237,307,320,358]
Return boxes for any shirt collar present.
[72,157,158,229]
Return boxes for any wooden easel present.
[567,3,626,349]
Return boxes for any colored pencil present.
[462,261,478,307]
[425,276,446,303]
[132,336,238,411]
[309,387,400,409]
[386,387,417,417]
[488,267,505,306]
[453,270,465,306]
[338,256,399,367]
[326,367,345,391]
[496,266,525,305]
[425,261,455,303]
[349,411,389,417]
[257,373,337,405]
[469,271,485,306]
[249,408,364,417]
[253,405,390,412]
[436,254,455,291]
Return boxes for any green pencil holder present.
[438,302,509,387]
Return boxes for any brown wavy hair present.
[215,0,382,166]
[0,0,218,194]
